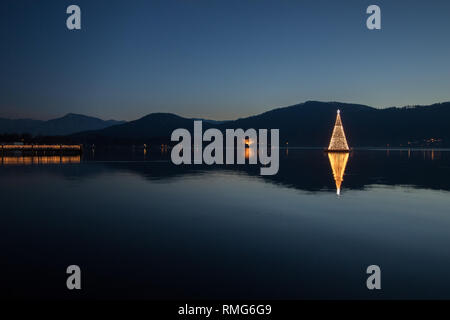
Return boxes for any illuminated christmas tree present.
[327,109,349,152]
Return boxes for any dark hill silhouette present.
[4,101,450,147]
[223,101,376,147]
[221,101,450,147]
[70,101,450,147]
[0,113,125,136]
[71,113,210,144]
[89,113,195,138]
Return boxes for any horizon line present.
[2,99,450,123]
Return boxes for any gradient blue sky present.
[1,0,450,121]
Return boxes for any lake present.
[1,148,450,299]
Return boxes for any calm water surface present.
[1,149,450,299]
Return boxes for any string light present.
[327,109,350,151]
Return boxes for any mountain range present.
[2,101,450,147]
[71,101,450,147]
[0,113,125,136]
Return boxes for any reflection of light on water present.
[244,147,253,160]
[1,156,81,165]
[327,152,349,196]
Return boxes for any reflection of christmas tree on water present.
[327,110,349,152]
[328,152,349,196]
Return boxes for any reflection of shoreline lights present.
[244,147,253,160]
[161,144,169,153]
[244,138,253,147]
[0,156,81,165]
[327,152,349,196]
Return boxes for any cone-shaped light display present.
[327,110,350,152]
